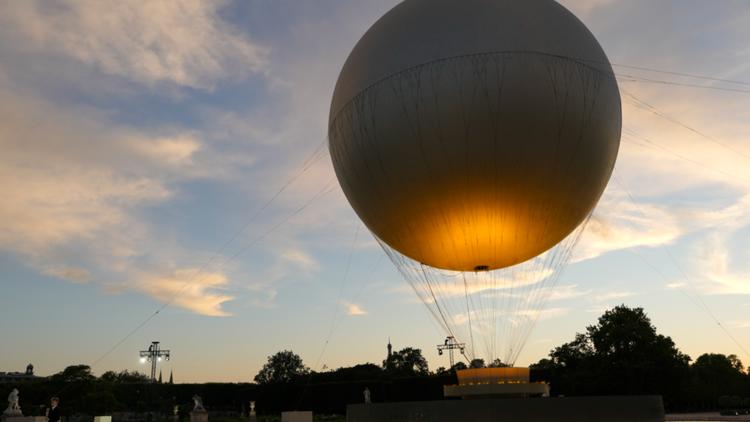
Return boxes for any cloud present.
[591,291,636,302]
[695,232,750,296]
[0,79,198,256]
[343,302,367,316]
[529,307,571,321]
[452,306,570,328]
[574,189,683,262]
[0,0,269,90]
[134,268,234,317]
[545,284,591,302]
[45,267,91,284]
[654,194,750,297]
[281,248,320,272]
[559,0,618,20]
[130,136,203,166]
[236,244,324,309]
[0,60,237,315]
[729,320,750,329]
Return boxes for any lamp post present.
[139,341,170,382]
[437,336,465,369]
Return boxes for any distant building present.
[0,364,46,383]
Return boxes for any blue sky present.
[1,0,749,382]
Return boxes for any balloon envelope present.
[329,0,620,271]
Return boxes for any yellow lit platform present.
[444,368,550,399]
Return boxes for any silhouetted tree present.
[690,353,749,404]
[488,358,508,368]
[728,354,745,372]
[383,347,429,376]
[100,370,150,383]
[316,363,384,382]
[534,305,691,404]
[51,365,96,383]
[254,350,309,384]
[469,358,485,368]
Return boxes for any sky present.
[1,0,749,383]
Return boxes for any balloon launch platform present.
[348,368,665,421]
[443,368,550,399]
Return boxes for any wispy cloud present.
[0,0,269,90]
[575,189,683,262]
[45,267,91,284]
[134,268,234,317]
[0,87,173,259]
[545,284,591,302]
[695,233,750,296]
[591,291,637,302]
[343,301,367,316]
[728,320,750,329]
[0,46,240,315]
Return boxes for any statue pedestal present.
[2,417,47,422]
[190,411,208,422]
[281,411,312,422]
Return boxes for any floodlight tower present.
[139,341,170,382]
[437,336,465,368]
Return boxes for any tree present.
[383,347,429,376]
[434,366,448,375]
[690,353,749,401]
[469,358,485,368]
[100,370,149,383]
[535,305,691,401]
[254,350,309,384]
[330,363,383,380]
[51,364,96,383]
[728,354,745,372]
[488,358,508,368]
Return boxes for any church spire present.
[169,369,173,384]
[387,337,392,358]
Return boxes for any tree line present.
[530,305,750,412]
[3,305,750,416]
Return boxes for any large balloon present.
[329,0,621,271]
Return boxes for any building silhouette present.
[0,364,45,383]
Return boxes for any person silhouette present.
[47,397,60,422]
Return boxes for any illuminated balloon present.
[329,0,620,272]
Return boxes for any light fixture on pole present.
[139,341,171,382]
[437,336,465,369]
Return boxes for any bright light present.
[157,357,162,362]
[140,357,146,364]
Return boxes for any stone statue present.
[248,401,257,422]
[190,395,208,422]
[192,395,205,412]
[3,388,23,417]
[363,387,371,404]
